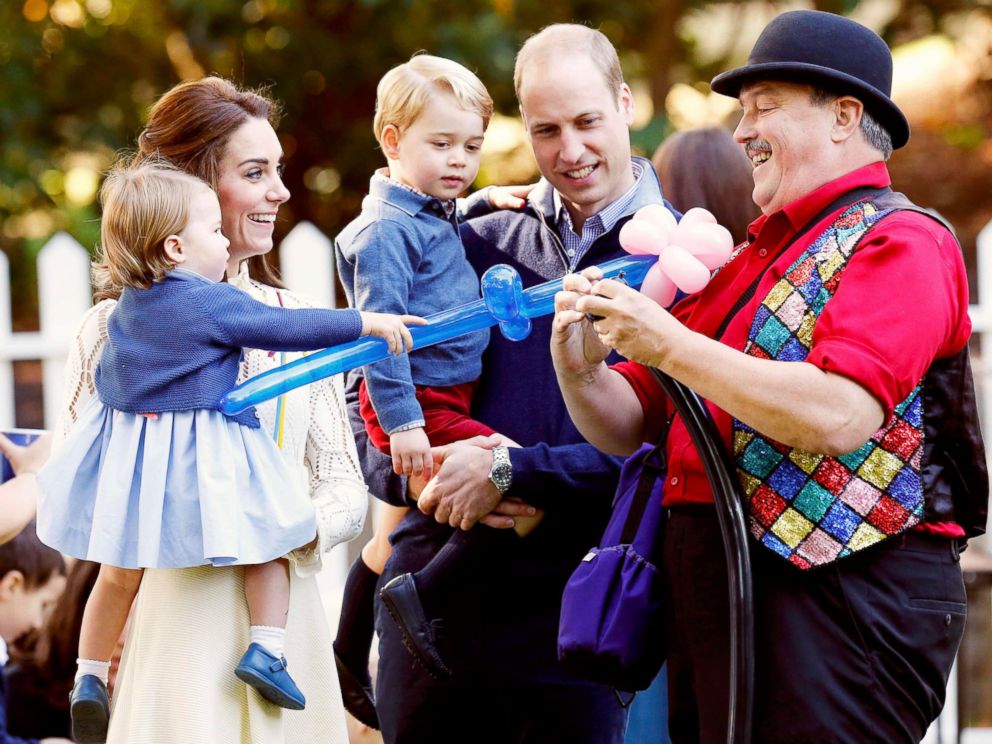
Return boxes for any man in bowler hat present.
[551,10,987,742]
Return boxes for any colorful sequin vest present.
[733,199,925,569]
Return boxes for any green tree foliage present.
[0,0,686,310]
[1,0,989,327]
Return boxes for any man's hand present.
[417,441,536,530]
[389,427,433,477]
[0,432,51,476]
[552,268,613,380]
[406,434,499,504]
[575,276,691,368]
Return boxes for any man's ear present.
[832,97,863,143]
[163,235,185,265]
[381,125,402,159]
[0,570,24,601]
[618,83,635,126]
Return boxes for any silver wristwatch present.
[488,445,513,495]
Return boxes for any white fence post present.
[279,221,336,308]
[0,250,15,429]
[973,220,992,444]
[38,233,92,428]
[0,233,90,430]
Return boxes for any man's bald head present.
[514,24,624,106]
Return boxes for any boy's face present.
[385,91,485,200]
[172,188,232,282]
[0,571,65,643]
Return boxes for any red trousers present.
[358,379,495,454]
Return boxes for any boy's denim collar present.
[368,170,452,219]
[526,156,663,225]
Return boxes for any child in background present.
[334,54,540,722]
[36,162,419,743]
[0,523,70,744]
[5,561,100,742]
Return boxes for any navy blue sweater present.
[0,667,38,744]
[351,158,679,680]
[96,270,362,427]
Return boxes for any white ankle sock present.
[76,658,111,684]
[249,625,286,658]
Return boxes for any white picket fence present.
[0,223,336,429]
[3,220,992,740]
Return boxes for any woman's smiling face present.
[215,116,291,271]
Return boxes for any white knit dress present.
[54,265,368,744]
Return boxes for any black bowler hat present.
[710,10,910,149]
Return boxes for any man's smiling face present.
[519,52,635,226]
[734,80,840,215]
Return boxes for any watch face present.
[490,449,512,493]
[493,462,511,485]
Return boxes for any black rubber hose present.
[651,369,754,744]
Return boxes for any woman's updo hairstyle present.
[136,77,279,189]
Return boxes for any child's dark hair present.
[0,522,67,589]
[9,560,99,718]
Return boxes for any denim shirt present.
[335,173,489,434]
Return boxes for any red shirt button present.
[670,476,679,486]
[758,248,768,258]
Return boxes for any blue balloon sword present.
[218,255,654,415]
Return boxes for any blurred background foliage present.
[1,0,991,328]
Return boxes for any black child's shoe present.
[70,674,110,743]
[379,572,452,678]
[332,644,380,729]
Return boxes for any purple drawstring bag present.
[558,441,667,693]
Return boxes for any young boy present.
[0,523,68,744]
[334,54,538,726]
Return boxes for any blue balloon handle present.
[218,255,654,415]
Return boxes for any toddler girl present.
[37,161,418,743]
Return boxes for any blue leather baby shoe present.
[234,642,306,710]
[70,674,110,743]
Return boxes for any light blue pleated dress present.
[37,396,317,570]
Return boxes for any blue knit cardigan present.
[96,269,362,427]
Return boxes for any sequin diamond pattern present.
[733,201,924,570]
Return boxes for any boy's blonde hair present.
[373,54,494,146]
[92,159,211,291]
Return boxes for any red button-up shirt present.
[613,163,971,534]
